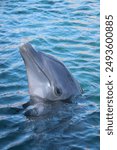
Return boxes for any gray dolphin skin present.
[19,43,82,102]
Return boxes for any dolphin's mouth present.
[19,43,51,86]
[19,43,42,65]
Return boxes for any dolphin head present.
[19,43,82,101]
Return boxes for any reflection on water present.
[0,0,99,149]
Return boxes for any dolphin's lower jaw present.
[19,43,82,102]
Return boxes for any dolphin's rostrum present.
[19,43,82,102]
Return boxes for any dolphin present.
[19,43,82,102]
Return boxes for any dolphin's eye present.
[54,87,62,96]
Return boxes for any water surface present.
[0,0,100,149]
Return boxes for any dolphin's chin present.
[20,43,50,81]
[19,43,43,70]
[20,43,51,100]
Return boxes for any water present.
[0,0,100,150]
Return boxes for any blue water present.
[0,0,100,150]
